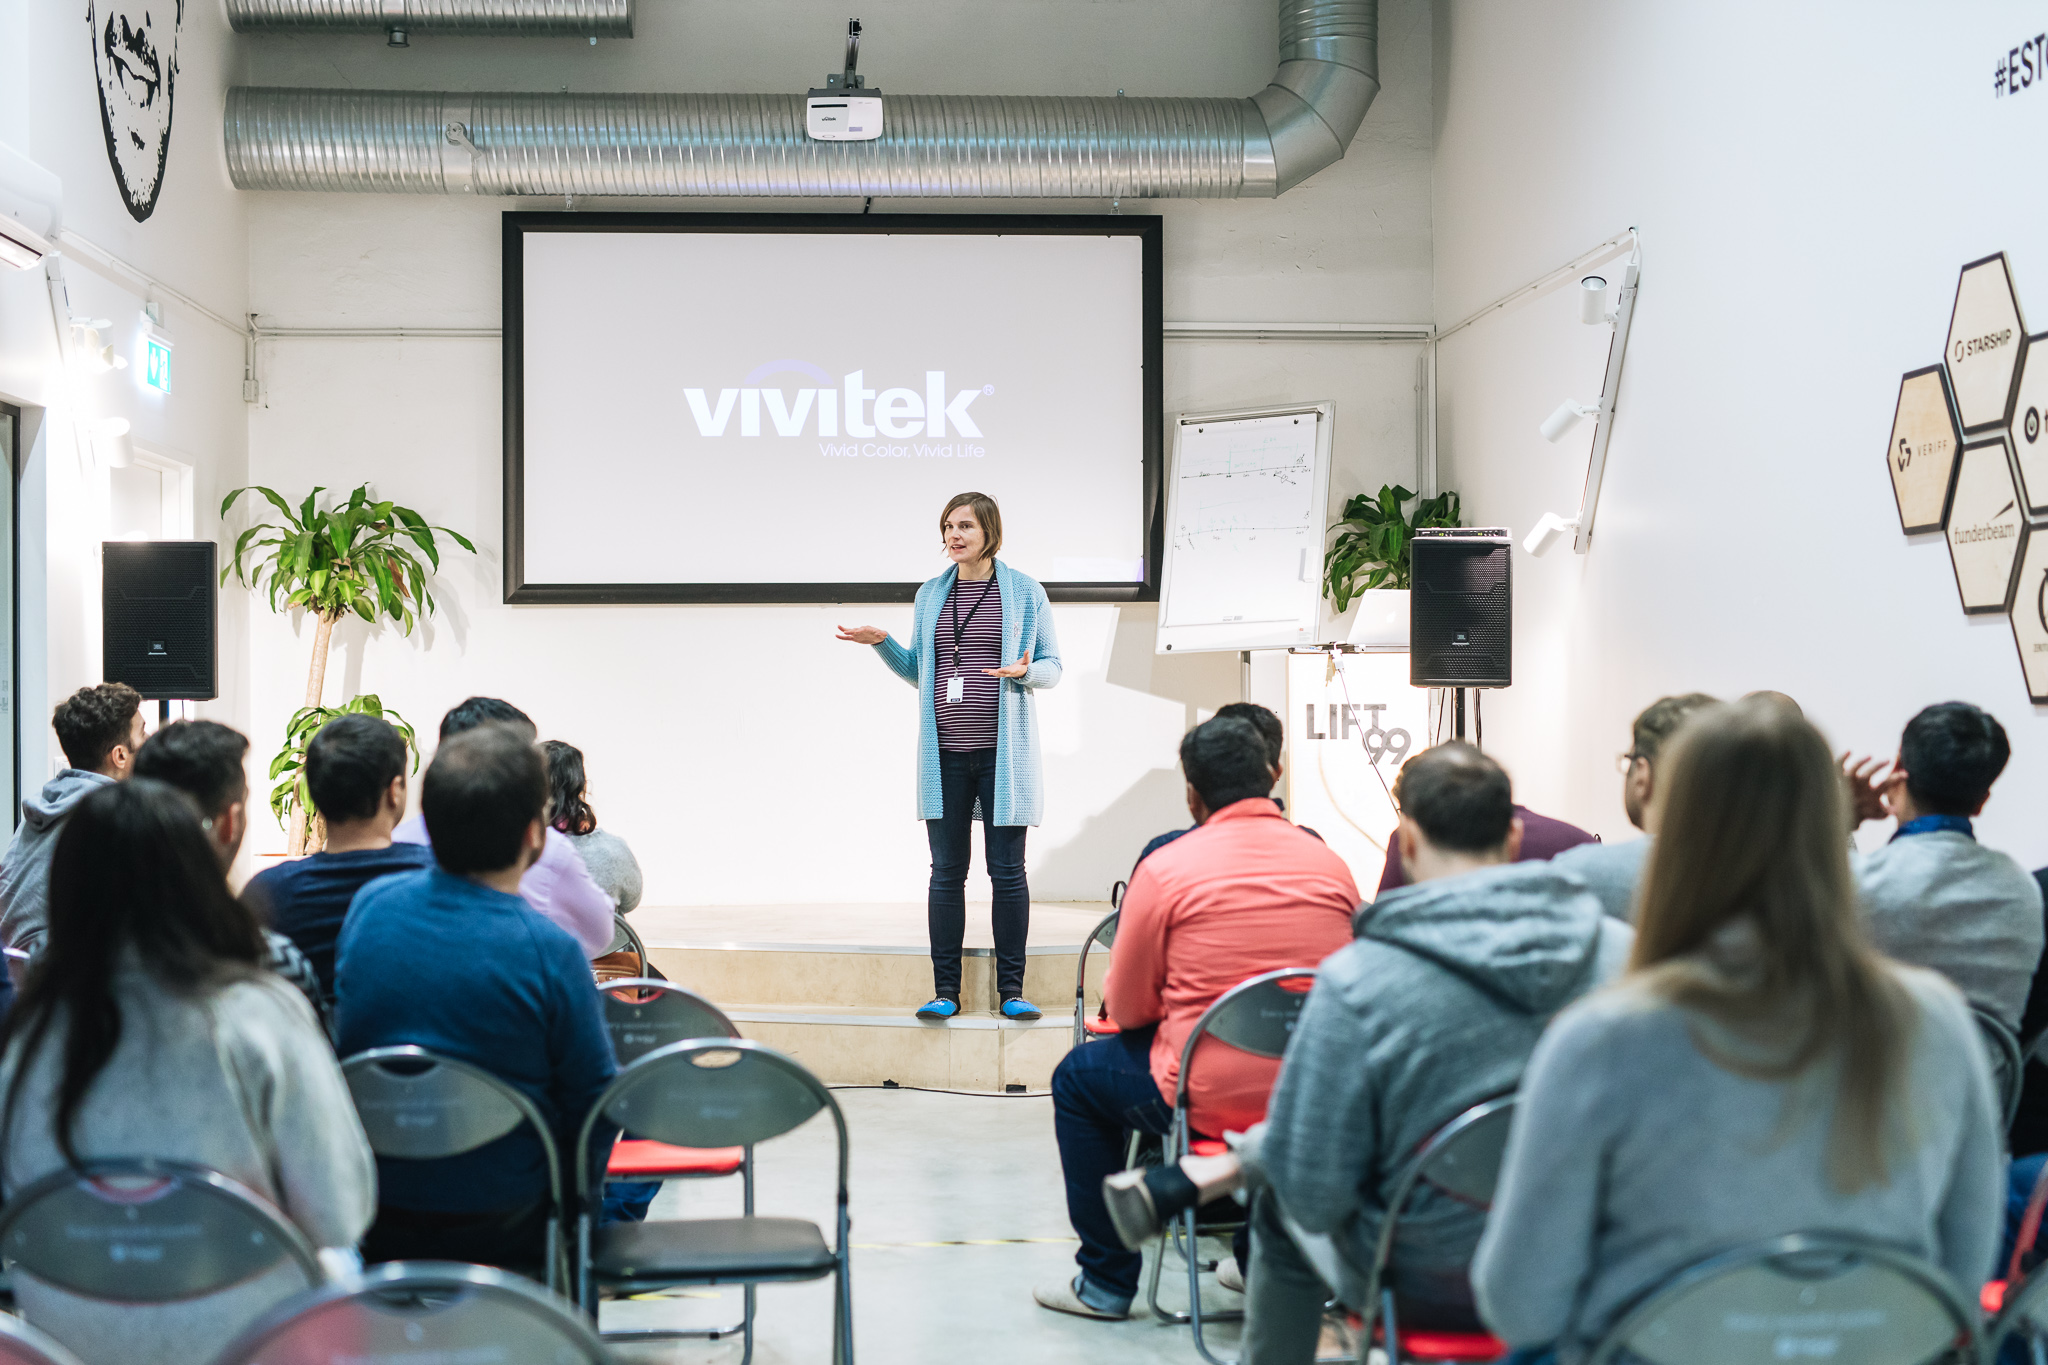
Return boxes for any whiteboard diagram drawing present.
[1157,404,1335,653]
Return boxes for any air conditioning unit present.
[0,141,61,272]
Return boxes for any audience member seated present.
[1551,692,1718,921]
[244,714,433,1009]
[1035,715,1357,1322]
[336,723,618,1273]
[544,740,642,913]
[1472,699,2002,1363]
[392,697,612,958]
[1376,784,1595,894]
[1102,743,1633,1361]
[0,683,143,959]
[1133,703,1304,867]
[0,780,373,1365]
[131,721,330,1032]
[1846,701,2041,1035]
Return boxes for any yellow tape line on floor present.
[852,1236,1081,1250]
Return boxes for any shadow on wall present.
[1033,762,1190,902]
[1103,603,1241,728]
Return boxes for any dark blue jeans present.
[1052,1025,1176,1301]
[927,746,1030,1000]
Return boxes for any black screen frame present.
[502,210,1164,605]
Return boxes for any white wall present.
[0,0,250,799]
[240,0,1436,901]
[1432,1,2048,862]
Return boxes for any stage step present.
[635,901,1114,1092]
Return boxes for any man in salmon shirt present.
[1034,715,1358,1322]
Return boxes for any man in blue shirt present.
[337,722,618,1274]
[245,713,434,1008]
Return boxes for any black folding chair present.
[1145,966,1316,1341]
[1071,909,1121,1050]
[214,1260,611,1365]
[1585,1233,1975,1365]
[1976,1005,2026,1135]
[0,1158,320,1305]
[602,912,649,967]
[1990,1244,2048,1365]
[574,1038,852,1363]
[340,1046,566,1292]
[0,1315,85,1365]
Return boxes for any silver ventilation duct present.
[226,0,633,38]
[225,0,1376,199]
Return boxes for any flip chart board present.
[1156,403,1334,653]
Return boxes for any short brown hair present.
[940,493,1002,561]
[422,724,548,876]
[1630,692,1719,766]
[53,683,142,772]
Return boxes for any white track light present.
[1523,512,1579,557]
[1579,275,1611,325]
[1540,399,1598,443]
[90,417,133,468]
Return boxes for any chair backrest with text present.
[1072,909,1120,1049]
[1584,1234,1974,1365]
[0,1159,319,1304]
[1173,967,1317,1110]
[599,979,741,1067]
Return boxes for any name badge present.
[946,675,965,704]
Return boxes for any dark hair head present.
[52,683,142,773]
[422,724,547,876]
[1214,703,1284,768]
[1179,716,1276,812]
[439,697,536,744]
[1393,742,1514,853]
[1899,701,2010,815]
[1,780,265,1173]
[940,492,1003,561]
[307,714,409,824]
[1631,693,1721,766]
[131,721,249,819]
[543,740,596,836]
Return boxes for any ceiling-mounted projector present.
[0,141,61,272]
[807,18,882,142]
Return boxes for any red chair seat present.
[1366,1319,1508,1363]
[607,1139,744,1178]
[1985,1280,2008,1314]
[1189,1139,1229,1157]
[1083,1015,1122,1036]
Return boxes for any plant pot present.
[1345,588,1411,648]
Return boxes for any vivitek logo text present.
[683,371,985,439]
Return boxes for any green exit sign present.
[144,336,171,394]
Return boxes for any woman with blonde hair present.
[1473,697,2002,1363]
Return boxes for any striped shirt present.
[936,575,1003,751]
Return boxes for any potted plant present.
[220,483,474,854]
[1323,484,1462,645]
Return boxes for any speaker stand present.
[1453,688,1466,741]
[158,699,170,727]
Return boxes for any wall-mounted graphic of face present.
[88,0,180,222]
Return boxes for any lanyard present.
[948,575,997,669]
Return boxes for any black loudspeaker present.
[1411,528,1512,688]
[103,541,218,700]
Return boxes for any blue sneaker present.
[1001,997,1043,1021]
[916,997,960,1020]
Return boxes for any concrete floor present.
[601,1088,1248,1363]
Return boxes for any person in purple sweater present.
[391,697,613,958]
[1376,801,1595,894]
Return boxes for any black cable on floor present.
[828,1082,1050,1098]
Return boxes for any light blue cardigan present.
[872,560,1062,826]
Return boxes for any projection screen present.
[503,213,1163,603]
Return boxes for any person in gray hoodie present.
[1846,701,2042,1035]
[0,682,144,958]
[1103,742,1633,1362]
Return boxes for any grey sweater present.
[0,771,112,954]
[1472,961,2003,1362]
[1549,836,1651,923]
[1258,862,1634,1298]
[1856,830,2043,1033]
[0,967,375,1365]
[566,828,643,914]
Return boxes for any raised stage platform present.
[635,902,1113,1094]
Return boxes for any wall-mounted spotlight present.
[1579,274,1612,326]
[1539,399,1599,443]
[89,417,134,468]
[1523,512,1579,558]
[70,320,125,373]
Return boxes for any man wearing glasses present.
[1551,692,1721,922]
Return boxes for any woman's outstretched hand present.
[986,651,1032,679]
[837,625,888,645]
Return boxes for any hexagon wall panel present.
[1887,365,1963,533]
[2009,331,2048,516]
[2013,530,2048,703]
[1947,253,2028,433]
[1946,437,2027,613]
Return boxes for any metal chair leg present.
[1381,1286,1401,1365]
